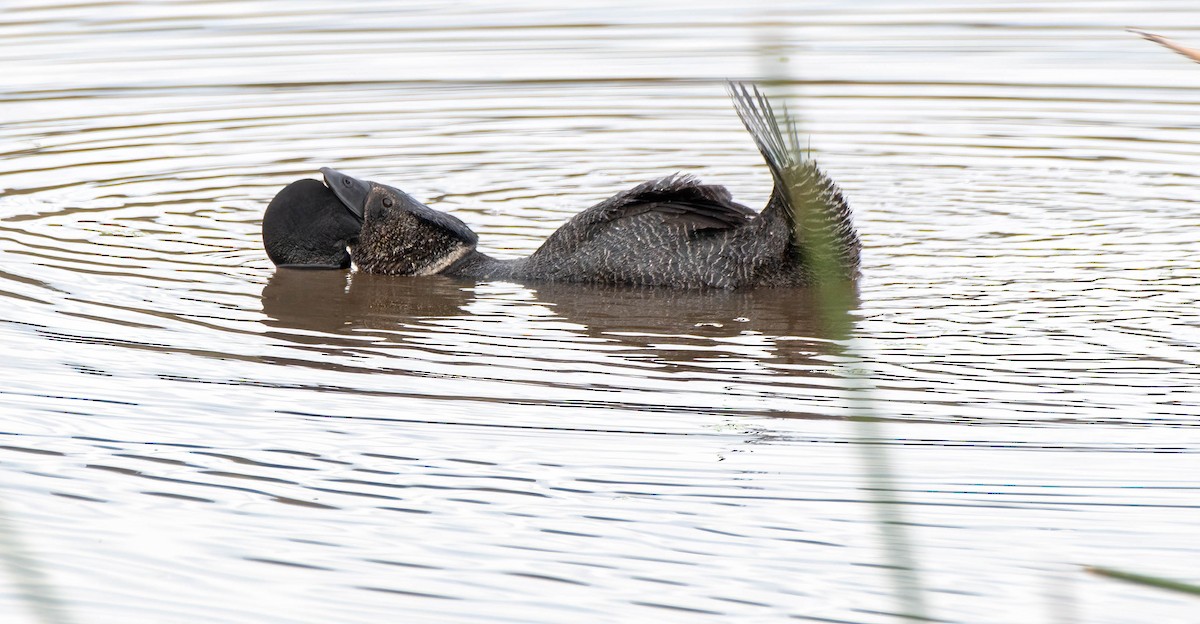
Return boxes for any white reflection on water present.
[2,1,1200,622]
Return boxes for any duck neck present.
[441,249,523,280]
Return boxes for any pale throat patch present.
[415,242,471,276]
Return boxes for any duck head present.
[262,177,362,269]
[321,168,478,276]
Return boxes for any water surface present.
[2,1,1200,622]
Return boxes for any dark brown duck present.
[263,83,861,289]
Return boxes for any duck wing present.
[531,174,754,258]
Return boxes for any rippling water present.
[3,1,1200,622]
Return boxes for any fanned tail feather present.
[727,81,861,280]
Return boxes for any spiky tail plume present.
[727,82,861,281]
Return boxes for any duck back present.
[316,82,861,290]
[498,83,862,289]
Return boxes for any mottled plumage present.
[264,83,862,289]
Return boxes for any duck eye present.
[382,197,394,208]
[342,177,352,187]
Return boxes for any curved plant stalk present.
[1129,29,1200,63]
[1087,566,1200,598]
[0,504,75,624]
[739,71,932,620]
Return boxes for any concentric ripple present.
[2,1,1200,623]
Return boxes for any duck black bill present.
[320,167,370,221]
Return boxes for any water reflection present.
[261,269,469,335]
[262,269,857,368]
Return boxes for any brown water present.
[3,1,1200,622]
